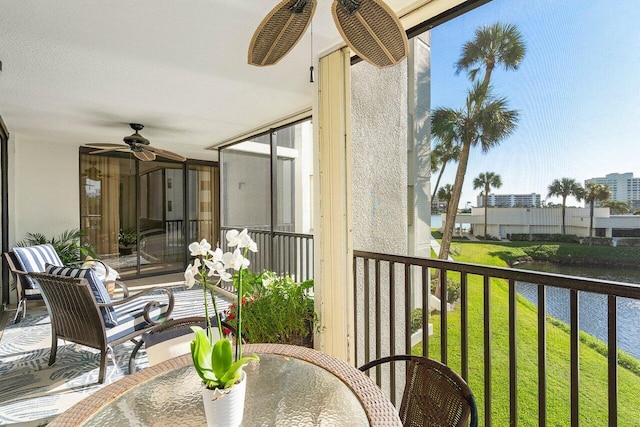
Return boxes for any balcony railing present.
[353,250,640,426]
[219,227,314,293]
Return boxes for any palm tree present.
[601,200,630,214]
[583,182,611,245]
[473,172,502,239]
[547,178,584,235]
[456,22,526,99]
[436,184,453,213]
[431,134,461,203]
[437,22,525,260]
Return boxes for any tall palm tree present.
[547,178,584,235]
[436,184,453,213]
[473,172,502,239]
[437,22,525,260]
[601,200,630,214]
[584,182,611,245]
[431,133,461,203]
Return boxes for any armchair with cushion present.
[3,244,63,323]
[3,244,128,323]
[29,268,175,384]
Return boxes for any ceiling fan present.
[86,123,187,162]
[248,0,408,69]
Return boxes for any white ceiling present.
[0,0,415,160]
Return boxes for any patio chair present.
[29,270,175,384]
[3,244,65,323]
[359,355,478,427]
[129,316,241,370]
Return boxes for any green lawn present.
[415,240,640,426]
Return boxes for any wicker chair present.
[359,355,478,427]
[29,272,175,384]
[129,316,242,370]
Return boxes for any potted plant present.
[118,228,137,255]
[184,229,259,427]
[224,271,318,347]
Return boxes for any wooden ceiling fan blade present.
[144,146,186,162]
[332,0,408,68]
[86,143,128,148]
[134,149,157,162]
[248,0,317,66]
[89,147,129,154]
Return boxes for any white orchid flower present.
[215,270,233,282]
[184,258,201,288]
[223,248,250,272]
[189,239,211,257]
[204,248,226,273]
[225,229,242,247]
[225,228,257,252]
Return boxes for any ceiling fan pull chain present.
[289,0,311,14]
[338,0,361,15]
[309,21,314,83]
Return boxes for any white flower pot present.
[201,371,247,427]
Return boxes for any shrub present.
[430,276,461,304]
[510,233,580,243]
[16,229,96,266]
[410,308,423,334]
[225,271,318,347]
[616,238,640,247]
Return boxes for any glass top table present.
[49,344,401,426]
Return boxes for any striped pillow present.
[45,264,118,327]
[13,244,64,291]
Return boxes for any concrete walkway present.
[430,236,454,261]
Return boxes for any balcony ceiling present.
[0,0,414,159]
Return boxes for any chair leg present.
[48,335,58,366]
[129,339,143,374]
[98,349,107,384]
[14,299,25,324]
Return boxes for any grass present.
[415,239,640,426]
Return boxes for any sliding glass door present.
[80,150,218,279]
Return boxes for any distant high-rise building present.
[477,193,541,208]
[585,173,640,210]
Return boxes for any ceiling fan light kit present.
[86,123,186,162]
[249,0,408,69]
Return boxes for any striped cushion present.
[12,244,64,293]
[106,300,170,342]
[45,264,118,328]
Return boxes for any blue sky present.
[431,0,640,208]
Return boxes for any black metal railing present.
[353,250,640,426]
[220,227,314,292]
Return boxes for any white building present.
[585,173,640,209]
[451,207,640,239]
[477,193,541,208]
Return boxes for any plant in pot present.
[225,271,318,347]
[184,229,259,427]
[118,228,137,255]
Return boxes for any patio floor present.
[0,276,233,425]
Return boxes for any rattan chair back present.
[360,355,478,427]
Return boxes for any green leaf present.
[190,327,213,381]
[218,355,259,387]
[211,338,233,380]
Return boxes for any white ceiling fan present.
[85,123,186,162]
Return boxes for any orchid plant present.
[185,229,258,390]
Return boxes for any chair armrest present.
[113,280,129,298]
[100,286,175,325]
